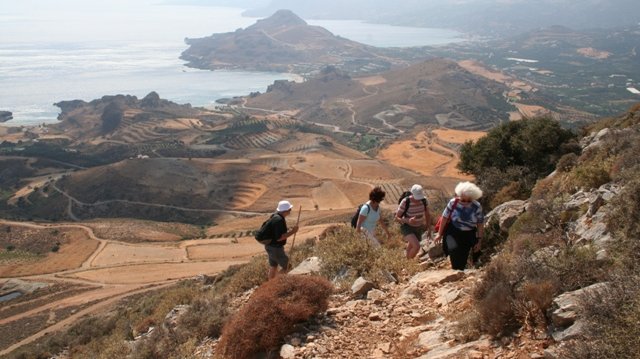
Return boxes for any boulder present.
[400,283,423,300]
[551,319,587,342]
[163,304,190,332]
[580,127,610,150]
[422,240,444,260]
[409,270,465,286]
[351,277,374,297]
[573,210,612,248]
[434,286,461,307]
[280,344,296,359]
[485,200,526,231]
[367,288,386,303]
[289,256,322,275]
[550,283,609,342]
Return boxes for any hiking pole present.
[287,205,302,271]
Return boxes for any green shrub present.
[571,162,611,190]
[556,152,579,172]
[217,275,333,359]
[216,255,268,295]
[458,117,578,208]
[177,293,230,340]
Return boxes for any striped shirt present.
[441,198,484,231]
[397,196,428,226]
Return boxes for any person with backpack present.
[354,186,391,247]
[256,200,299,280]
[395,184,431,259]
[433,182,484,270]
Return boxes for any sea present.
[0,1,464,126]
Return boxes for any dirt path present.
[52,184,268,217]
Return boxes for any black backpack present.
[398,191,427,218]
[255,214,277,244]
[350,203,370,228]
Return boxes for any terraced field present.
[226,131,283,150]
[118,122,168,143]
[225,182,267,209]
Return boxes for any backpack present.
[255,214,277,245]
[399,192,427,218]
[350,203,370,228]
[434,198,459,233]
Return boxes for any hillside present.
[246,59,511,132]
[6,104,640,358]
[180,9,418,75]
[430,25,640,121]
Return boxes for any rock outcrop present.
[0,111,13,123]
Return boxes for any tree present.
[458,117,579,207]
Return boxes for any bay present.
[0,1,464,126]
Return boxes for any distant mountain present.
[246,59,511,132]
[181,10,409,75]
[243,0,640,37]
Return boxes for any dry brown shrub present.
[472,255,519,336]
[514,279,558,331]
[490,181,525,208]
[217,275,333,359]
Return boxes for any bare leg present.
[268,265,279,280]
[405,234,420,259]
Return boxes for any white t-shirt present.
[358,201,380,233]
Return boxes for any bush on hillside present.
[457,117,578,208]
[558,275,640,359]
[314,225,419,288]
[558,109,640,359]
[217,275,333,359]
[214,255,269,295]
[467,231,605,338]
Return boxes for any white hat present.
[276,200,293,212]
[410,184,425,200]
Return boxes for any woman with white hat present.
[395,184,431,259]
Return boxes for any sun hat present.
[276,200,293,212]
[410,184,425,200]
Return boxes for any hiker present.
[395,184,431,259]
[263,200,299,280]
[355,186,391,247]
[434,182,484,271]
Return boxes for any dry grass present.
[314,225,419,289]
[217,275,333,359]
[0,227,98,277]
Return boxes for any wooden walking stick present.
[287,205,302,271]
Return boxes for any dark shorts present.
[400,224,424,241]
[265,244,289,269]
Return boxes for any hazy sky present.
[0,0,256,44]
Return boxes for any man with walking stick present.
[257,200,299,280]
